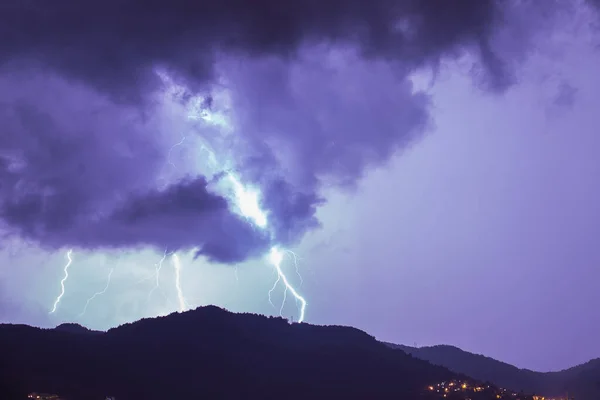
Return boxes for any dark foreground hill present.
[53,323,102,335]
[1,306,471,400]
[388,343,600,400]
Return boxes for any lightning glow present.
[163,135,194,311]
[220,168,307,322]
[269,247,306,323]
[227,173,268,228]
[78,268,114,317]
[172,253,187,312]
[50,249,73,314]
[187,90,308,323]
[46,75,308,324]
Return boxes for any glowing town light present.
[50,249,73,314]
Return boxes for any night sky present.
[1,0,599,373]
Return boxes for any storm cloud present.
[0,0,515,98]
[0,0,579,263]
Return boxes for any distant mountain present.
[386,343,600,400]
[1,306,477,400]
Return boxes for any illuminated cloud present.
[0,0,587,263]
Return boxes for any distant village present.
[27,394,115,400]
[27,394,64,400]
[424,379,572,400]
[26,384,574,400]
[25,384,576,400]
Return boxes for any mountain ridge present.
[385,343,600,399]
[1,306,466,400]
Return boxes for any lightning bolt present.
[269,247,306,322]
[167,135,186,169]
[147,250,169,304]
[285,250,303,287]
[280,284,288,317]
[50,249,73,314]
[182,91,308,323]
[217,161,308,321]
[268,250,305,317]
[268,273,280,308]
[215,158,308,321]
[234,175,307,321]
[172,253,188,312]
[78,268,114,317]
[45,77,309,323]
[163,136,193,313]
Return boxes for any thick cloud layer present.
[0,0,579,263]
[0,0,513,99]
[103,178,272,263]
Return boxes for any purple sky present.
[1,0,600,372]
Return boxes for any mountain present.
[387,343,600,400]
[53,323,101,335]
[1,306,475,400]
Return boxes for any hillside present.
[388,343,600,400]
[1,306,472,400]
[53,323,102,335]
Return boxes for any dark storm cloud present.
[222,49,431,193]
[260,178,325,246]
[0,0,522,99]
[0,73,271,263]
[91,178,272,263]
[0,0,573,263]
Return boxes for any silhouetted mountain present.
[53,323,100,335]
[1,306,479,400]
[386,343,600,400]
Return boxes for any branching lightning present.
[167,135,186,169]
[47,77,308,324]
[165,135,191,312]
[192,97,308,323]
[79,268,114,317]
[285,250,303,287]
[269,247,306,323]
[50,249,73,314]
[268,274,280,308]
[280,284,288,317]
[210,158,308,321]
[267,250,305,318]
